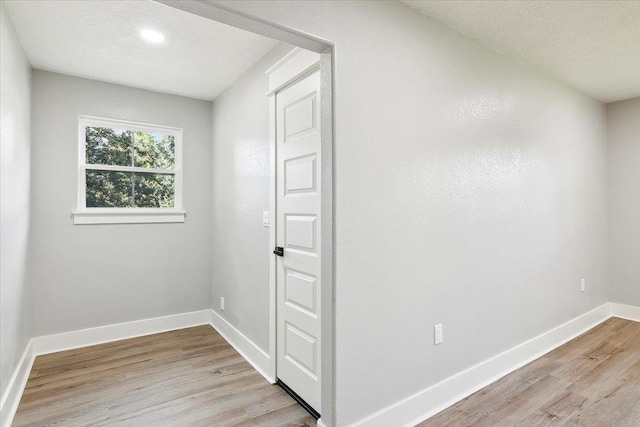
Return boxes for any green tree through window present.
[81,120,180,209]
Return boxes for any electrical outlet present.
[434,323,443,345]
[581,278,586,292]
[221,297,225,310]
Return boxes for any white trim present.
[268,94,278,382]
[154,0,331,54]
[317,419,328,427]
[0,342,34,427]
[352,303,612,427]
[78,115,183,135]
[265,47,321,95]
[76,115,184,219]
[318,50,335,427]
[610,302,640,322]
[84,164,179,175]
[208,309,275,383]
[72,211,186,225]
[264,46,301,75]
[31,310,211,356]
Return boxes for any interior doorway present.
[268,51,323,416]
[155,2,335,424]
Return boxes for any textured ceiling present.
[4,0,278,101]
[402,0,640,103]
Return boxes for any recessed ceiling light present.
[140,29,165,43]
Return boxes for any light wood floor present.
[12,325,316,427]
[418,317,640,427]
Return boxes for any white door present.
[275,69,321,413]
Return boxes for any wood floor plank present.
[565,359,640,427]
[566,347,640,400]
[416,408,484,426]
[418,318,640,427]
[12,326,315,427]
[518,391,590,426]
[470,374,571,427]
[452,358,563,417]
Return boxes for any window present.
[73,116,184,224]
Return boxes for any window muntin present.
[78,116,182,212]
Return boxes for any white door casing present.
[275,68,322,412]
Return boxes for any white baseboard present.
[352,303,611,427]
[317,418,328,427]
[0,342,35,427]
[610,302,640,322]
[31,309,212,356]
[208,309,274,383]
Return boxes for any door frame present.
[266,48,323,412]
[155,2,334,425]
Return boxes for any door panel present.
[285,215,317,252]
[285,322,317,376]
[285,154,316,194]
[276,69,321,412]
[285,270,317,314]
[284,93,317,140]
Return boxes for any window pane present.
[133,132,175,169]
[85,127,132,167]
[133,172,175,208]
[86,170,133,207]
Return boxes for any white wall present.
[29,71,213,337]
[608,97,640,307]
[210,43,292,352]
[204,1,609,425]
[0,4,32,399]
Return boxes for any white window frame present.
[73,115,185,225]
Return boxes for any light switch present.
[263,211,270,227]
[434,324,443,345]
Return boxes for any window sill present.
[72,211,186,225]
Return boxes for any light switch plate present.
[434,323,443,345]
[263,211,270,227]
